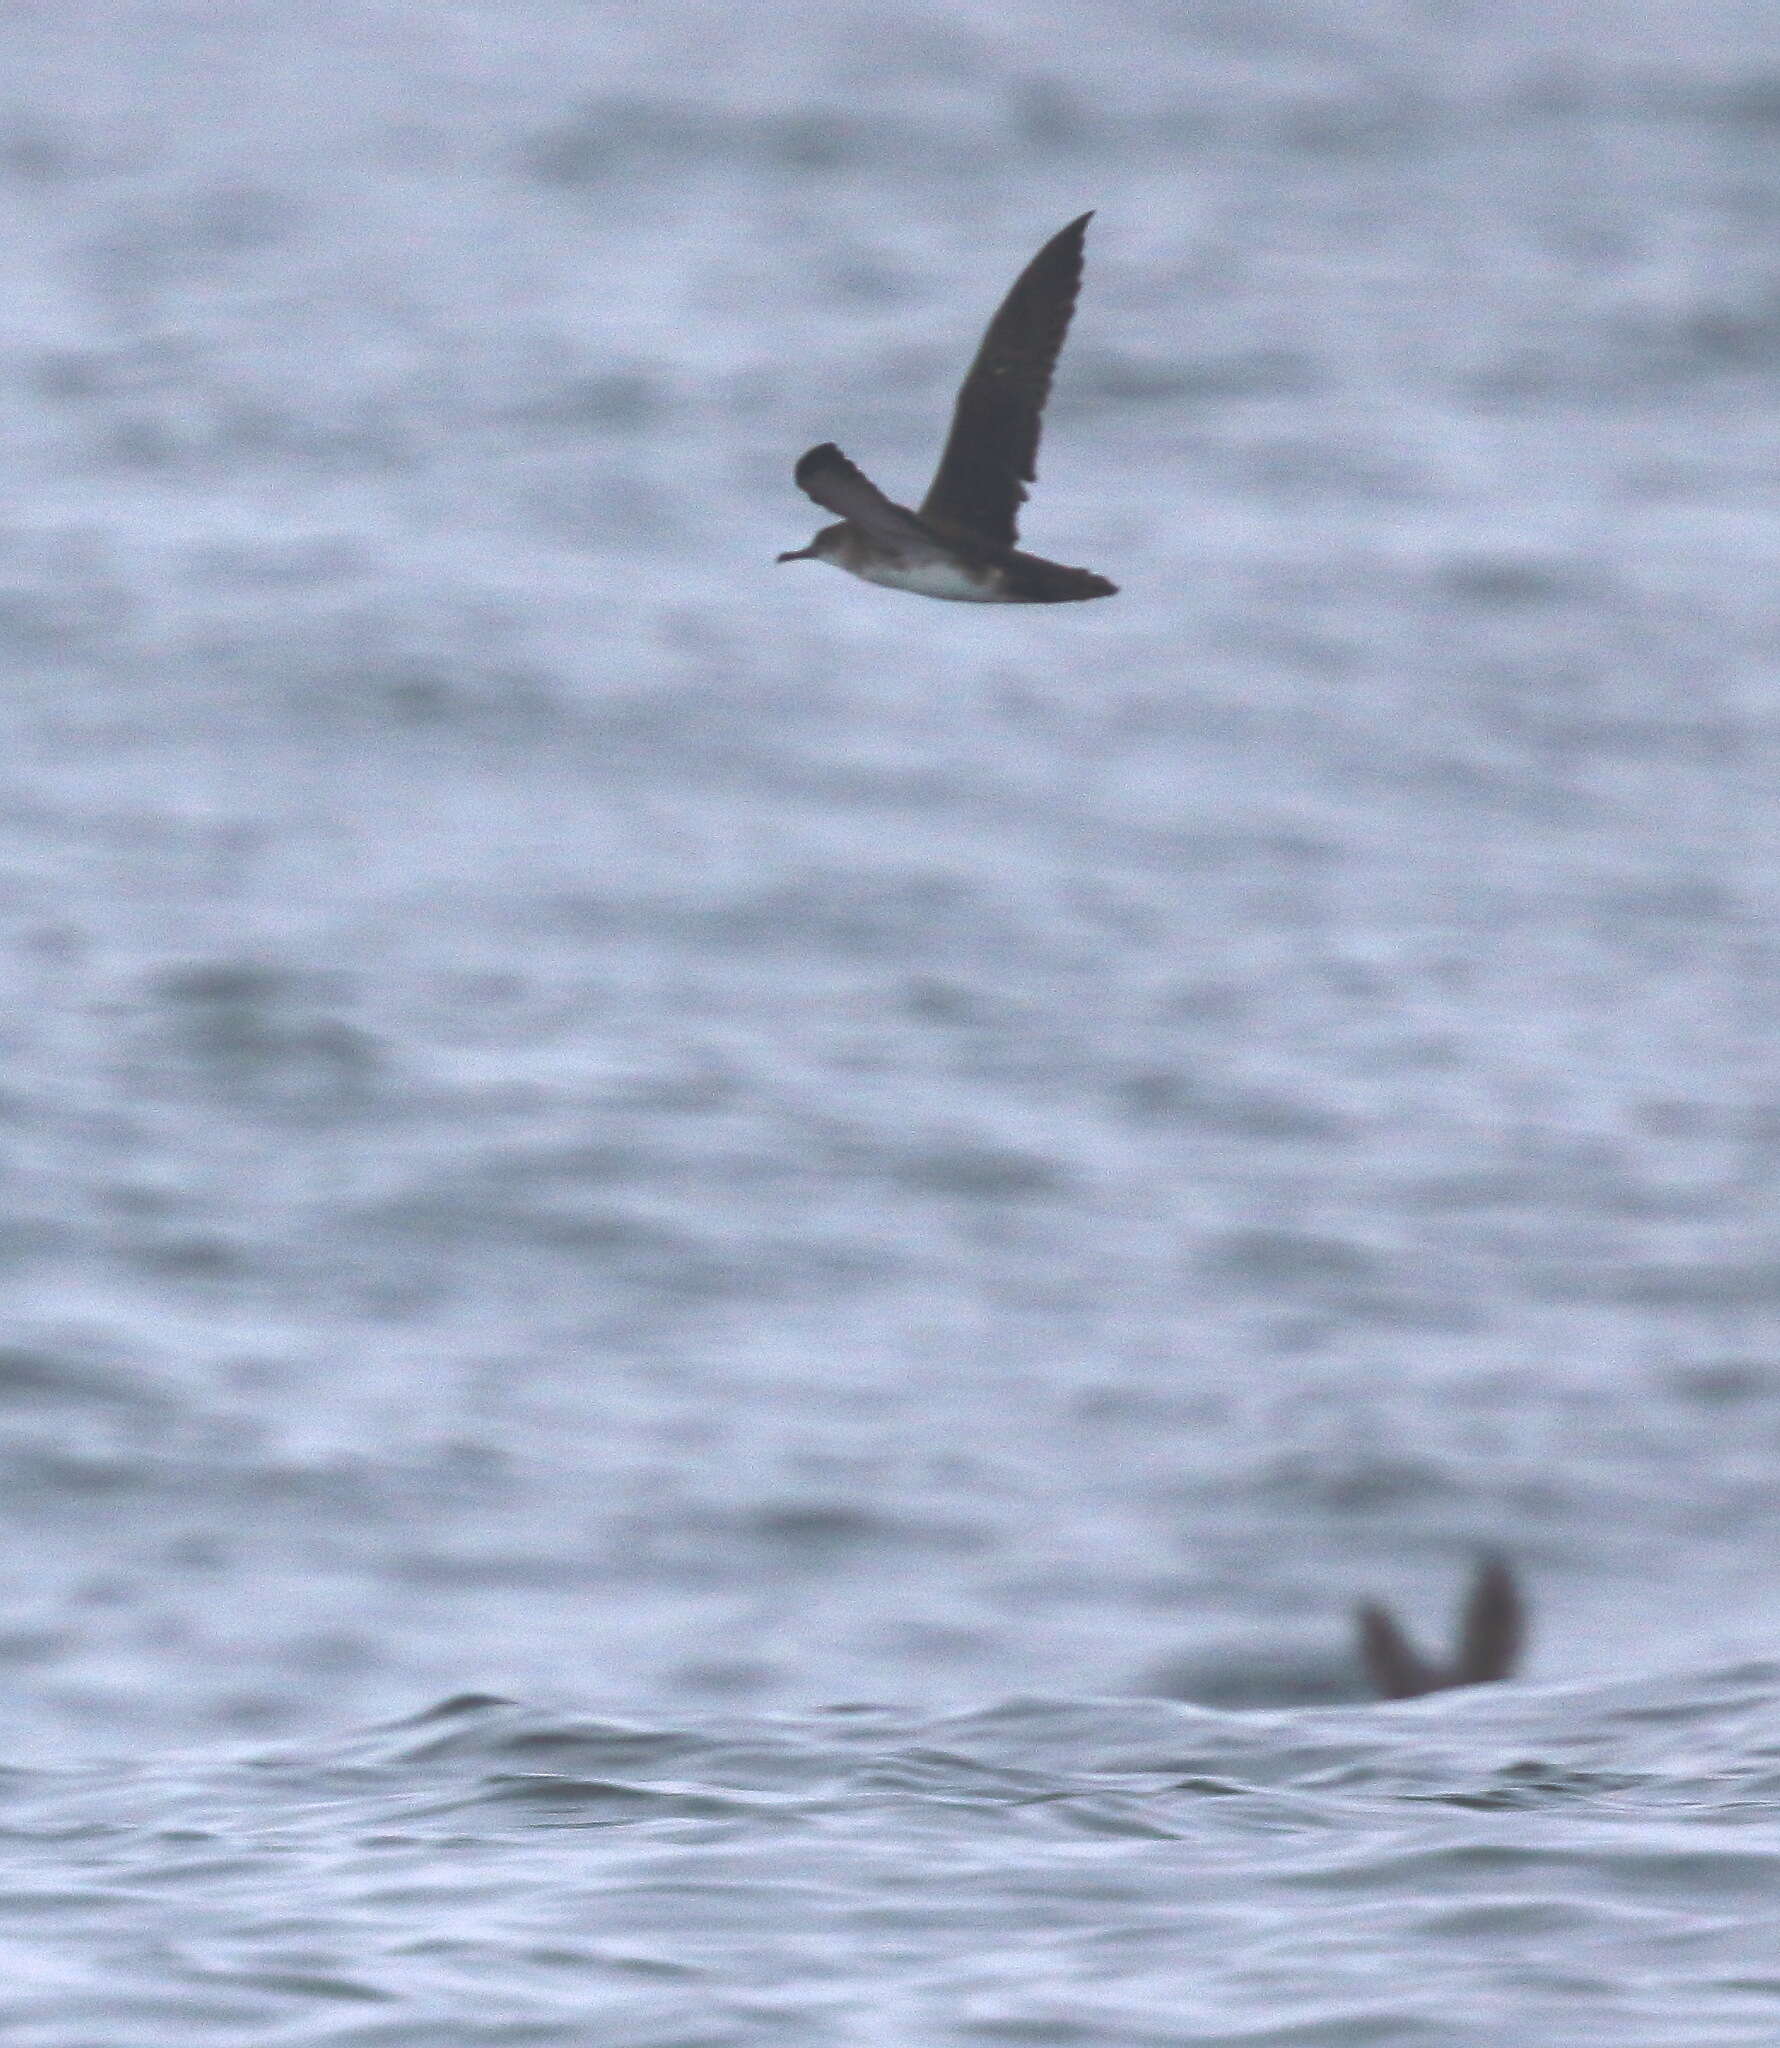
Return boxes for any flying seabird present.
[778,213,1117,604]
[1355,1554,1526,1701]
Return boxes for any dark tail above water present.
[1355,1554,1525,1700]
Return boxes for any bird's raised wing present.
[919,213,1092,550]
[1453,1554,1524,1687]
[1355,1600,1439,1701]
[793,443,933,548]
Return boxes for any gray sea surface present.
[1,0,1779,2041]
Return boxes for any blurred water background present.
[0,1,1779,2040]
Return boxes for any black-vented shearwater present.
[779,214,1116,603]
[1356,1554,1526,1700]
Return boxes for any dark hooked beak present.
[776,547,815,562]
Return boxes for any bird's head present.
[777,522,848,565]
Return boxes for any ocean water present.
[0,0,1778,2040]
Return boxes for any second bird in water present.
[1356,1555,1526,1701]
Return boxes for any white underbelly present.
[849,556,1003,602]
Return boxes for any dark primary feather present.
[792,443,934,549]
[919,213,1093,551]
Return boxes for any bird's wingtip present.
[793,442,846,485]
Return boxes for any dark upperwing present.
[1355,1599,1441,1701]
[792,443,935,549]
[918,213,1093,552]
[1453,1552,1524,1687]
